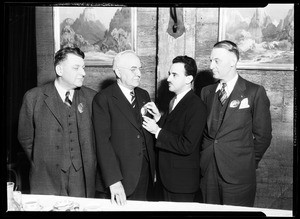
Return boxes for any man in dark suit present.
[92,50,155,205]
[18,47,97,197]
[142,55,207,202]
[200,40,272,207]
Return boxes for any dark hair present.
[54,46,85,67]
[172,55,197,80]
[213,40,239,61]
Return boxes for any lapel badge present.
[78,103,84,113]
[229,100,240,108]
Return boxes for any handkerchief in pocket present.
[239,98,250,109]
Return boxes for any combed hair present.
[172,55,197,80]
[112,50,136,71]
[213,40,239,61]
[54,46,85,67]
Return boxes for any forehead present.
[119,53,141,67]
[63,53,84,64]
[169,62,185,75]
[210,48,232,59]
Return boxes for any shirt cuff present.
[155,128,162,139]
[154,115,161,123]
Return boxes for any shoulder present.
[23,82,52,99]
[81,86,97,97]
[239,76,265,93]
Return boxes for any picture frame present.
[53,6,137,66]
[218,4,294,70]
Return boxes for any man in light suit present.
[92,50,155,205]
[142,55,207,202]
[18,47,97,197]
[200,40,272,207]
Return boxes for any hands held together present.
[142,102,161,135]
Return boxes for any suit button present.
[137,135,140,139]
[56,145,59,149]
[57,129,61,132]
[215,140,218,144]
[70,147,73,151]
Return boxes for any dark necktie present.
[169,96,177,113]
[65,91,72,107]
[130,90,136,108]
[218,83,227,105]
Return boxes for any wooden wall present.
[36,6,293,210]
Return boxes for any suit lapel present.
[44,82,63,128]
[112,84,140,130]
[167,90,193,120]
[222,76,246,124]
[204,84,218,133]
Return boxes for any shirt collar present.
[117,82,133,103]
[215,74,238,97]
[54,80,74,102]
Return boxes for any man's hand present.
[144,102,161,122]
[109,181,127,206]
[142,116,160,135]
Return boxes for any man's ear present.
[55,65,63,76]
[115,68,121,79]
[185,75,193,84]
[230,53,238,67]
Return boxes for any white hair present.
[112,50,137,71]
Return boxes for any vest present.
[209,91,231,138]
[131,97,149,160]
[57,92,83,171]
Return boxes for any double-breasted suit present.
[18,82,97,197]
[156,90,207,194]
[92,82,155,197]
[200,75,272,186]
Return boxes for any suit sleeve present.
[17,91,35,162]
[252,86,272,168]
[157,102,207,155]
[92,93,123,188]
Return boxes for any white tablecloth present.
[15,194,292,217]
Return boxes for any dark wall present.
[4,4,37,192]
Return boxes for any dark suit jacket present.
[200,75,272,184]
[18,82,97,197]
[92,82,155,196]
[156,90,207,193]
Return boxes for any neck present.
[175,85,191,96]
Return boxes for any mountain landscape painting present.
[54,7,135,65]
[219,4,294,70]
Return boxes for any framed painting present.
[219,4,294,70]
[53,6,137,66]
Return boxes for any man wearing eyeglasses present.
[92,50,155,205]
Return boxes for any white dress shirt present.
[117,82,133,104]
[155,88,191,139]
[54,80,74,102]
[215,74,238,97]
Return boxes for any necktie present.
[65,91,72,107]
[169,96,177,113]
[218,83,227,105]
[130,90,136,108]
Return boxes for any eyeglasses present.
[118,66,143,74]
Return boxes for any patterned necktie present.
[169,96,177,113]
[65,91,72,107]
[218,83,227,105]
[130,90,136,108]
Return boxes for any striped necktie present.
[130,90,136,108]
[169,96,177,113]
[218,83,227,105]
[65,91,72,107]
